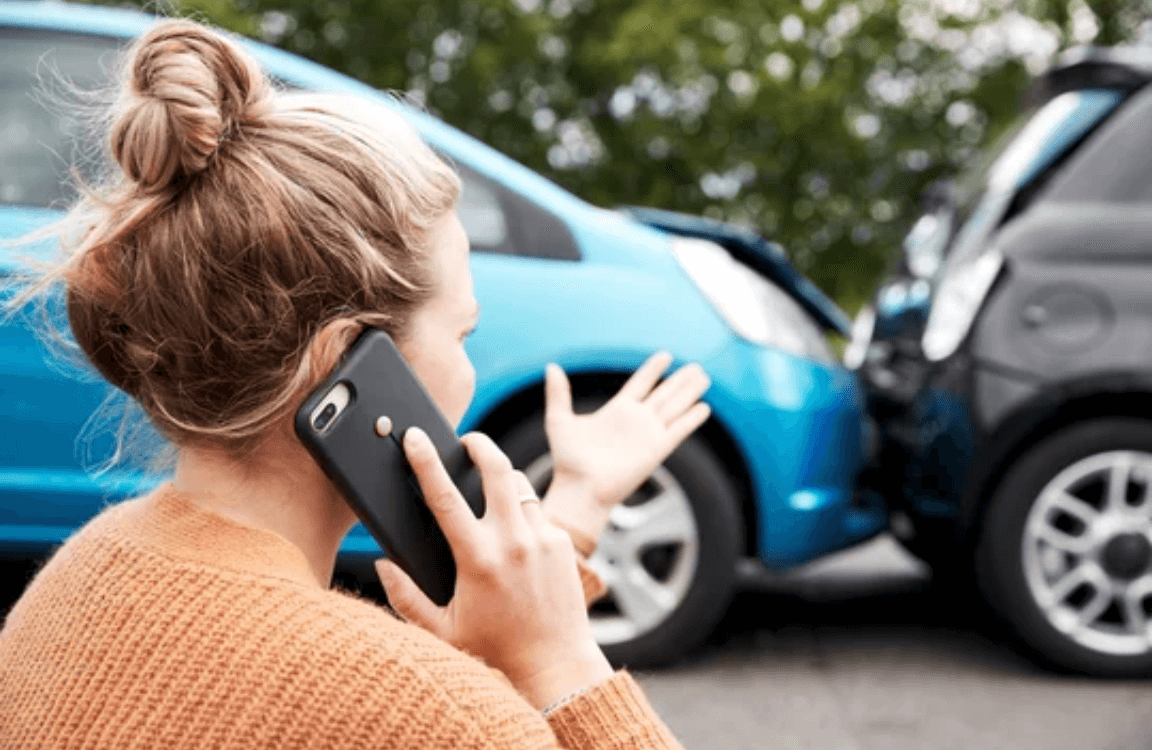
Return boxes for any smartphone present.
[294,328,484,605]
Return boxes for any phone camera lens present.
[314,402,338,432]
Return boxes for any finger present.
[616,351,674,401]
[512,470,538,499]
[544,363,573,429]
[645,363,708,417]
[403,427,480,553]
[460,432,523,522]
[665,402,712,447]
[512,470,548,528]
[650,364,711,422]
[376,558,443,633]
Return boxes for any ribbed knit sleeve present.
[548,517,607,606]
[0,490,683,750]
[574,554,608,605]
[546,673,684,750]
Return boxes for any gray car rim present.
[523,454,699,646]
[1022,450,1152,657]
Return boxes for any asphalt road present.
[3,536,1149,749]
[634,536,1152,750]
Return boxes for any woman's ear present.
[280,318,364,446]
[306,318,363,385]
[277,318,364,456]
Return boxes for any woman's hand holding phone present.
[375,427,613,710]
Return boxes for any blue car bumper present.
[704,338,885,568]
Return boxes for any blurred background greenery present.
[98,0,1148,312]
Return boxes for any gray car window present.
[1041,85,1152,204]
[1,28,126,208]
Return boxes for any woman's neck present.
[172,433,357,588]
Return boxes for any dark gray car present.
[855,45,1152,677]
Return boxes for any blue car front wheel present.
[498,409,744,668]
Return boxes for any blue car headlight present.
[671,237,836,364]
[922,249,1004,362]
[842,304,875,370]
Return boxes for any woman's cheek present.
[448,357,476,428]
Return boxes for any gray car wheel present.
[976,418,1152,676]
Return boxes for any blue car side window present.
[457,166,515,253]
[0,28,125,209]
[454,163,580,262]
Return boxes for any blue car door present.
[0,28,149,549]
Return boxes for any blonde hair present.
[14,19,460,453]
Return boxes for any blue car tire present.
[497,408,743,668]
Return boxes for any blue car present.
[0,1,884,667]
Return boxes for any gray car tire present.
[975,417,1152,677]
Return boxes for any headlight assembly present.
[843,305,875,370]
[921,249,1004,362]
[671,237,836,364]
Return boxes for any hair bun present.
[110,19,271,192]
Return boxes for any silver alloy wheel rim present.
[523,454,699,646]
[1022,450,1152,656]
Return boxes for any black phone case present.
[294,329,484,606]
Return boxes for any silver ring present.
[519,496,541,505]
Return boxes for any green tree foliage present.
[110,0,1149,311]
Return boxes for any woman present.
[0,18,714,749]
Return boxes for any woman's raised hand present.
[542,352,711,546]
[375,427,613,709]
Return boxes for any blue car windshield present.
[943,88,1124,269]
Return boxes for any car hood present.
[619,206,852,336]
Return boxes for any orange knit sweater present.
[0,486,684,749]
